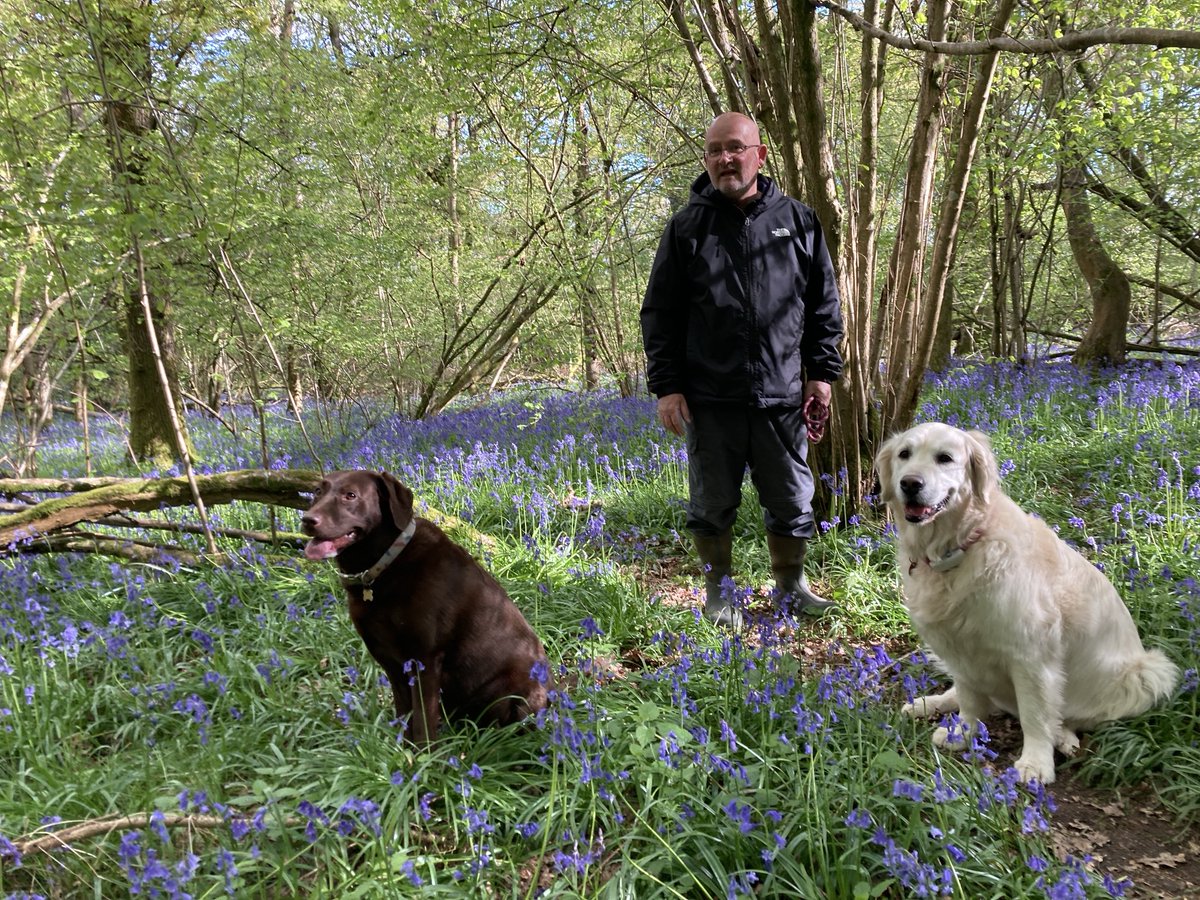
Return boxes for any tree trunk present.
[573,102,602,391]
[1005,188,1028,360]
[125,280,187,464]
[1061,167,1130,366]
[929,279,954,371]
[94,4,190,466]
[878,0,948,435]
[894,0,1015,419]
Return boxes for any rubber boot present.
[693,531,740,629]
[766,532,837,616]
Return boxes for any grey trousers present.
[684,403,816,539]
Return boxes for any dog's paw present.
[1055,729,1081,758]
[1014,752,1056,785]
[903,696,940,718]
[931,725,968,750]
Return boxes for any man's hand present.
[656,393,691,437]
[802,380,833,444]
[802,380,832,407]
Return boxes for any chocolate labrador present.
[301,470,549,744]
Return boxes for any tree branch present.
[1030,327,1200,357]
[13,811,301,856]
[0,469,320,549]
[814,2,1200,55]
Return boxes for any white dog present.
[875,422,1178,784]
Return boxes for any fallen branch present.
[0,476,139,495]
[0,468,320,550]
[15,531,301,566]
[1028,327,1200,358]
[13,811,302,856]
[0,502,305,546]
[0,468,497,561]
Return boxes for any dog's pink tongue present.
[304,538,341,561]
[906,503,933,519]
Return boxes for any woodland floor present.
[635,554,1200,900]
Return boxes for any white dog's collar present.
[910,528,985,575]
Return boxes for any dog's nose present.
[900,476,923,498]
[301,513,318,531]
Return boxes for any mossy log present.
[0,469,321,556]
[0,469,493,563]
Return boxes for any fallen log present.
[0,469,495,562]
[0,469,321,553]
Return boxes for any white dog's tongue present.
[304,538,342,561]
[905,503,934,521]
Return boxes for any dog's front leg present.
[902,684,959,719]
[931,683,987,750]
[1010,665,1063,784]
[408,654,444,746]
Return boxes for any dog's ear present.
[964,430,998,503]
[377,471,414,529]
[874,434,898,504]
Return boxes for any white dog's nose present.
[900,476,923,498]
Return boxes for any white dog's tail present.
[1113,649,1180,718]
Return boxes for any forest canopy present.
[2,0,1198,504]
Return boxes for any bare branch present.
[14,811,300,856]
[1030,327,1200,357]
[0,468,320,549]
[815,1,1200,55]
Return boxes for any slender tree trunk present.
[1061,166,1130,365]
[95,5,189,465]
[1004,187,1027,359]
[891,0,1016,422]
[573,103,601,390]
[278,0,306,413]
[930,279,955,371]
[878,0,948,435]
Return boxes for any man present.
[641,111,844,628]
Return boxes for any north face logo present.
[772,227,791,238]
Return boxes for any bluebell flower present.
[845,807,872,829]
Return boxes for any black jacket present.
[641,173,843,406]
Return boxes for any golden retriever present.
[875,423,1178,783]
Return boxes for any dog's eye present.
[898,449,911,460]
[936,453,954,464]
[344,491,357,500]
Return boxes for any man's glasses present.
[703,143,761,160]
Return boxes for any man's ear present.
[377,471,413,529]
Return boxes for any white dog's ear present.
[874,434,898,504]
[965,430,998,503]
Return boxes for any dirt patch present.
[1050,777,1200,898]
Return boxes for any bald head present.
[703,112,767,206]
[705,112,761,145]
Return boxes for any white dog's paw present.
[1055,729,1081,758]
[903,692,957,719]
[931,725,968,750]
[1014,751,1056,785]
[901,699,925,718]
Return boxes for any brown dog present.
[301,470,550,744]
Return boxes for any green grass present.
[0,360,1198,897]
